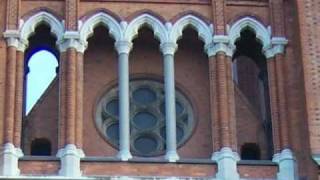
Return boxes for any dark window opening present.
[241,143,261,160]
[31,138,52,156]
[233,28,273,160]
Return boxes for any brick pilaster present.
[274,54,290,149]
[210,52,237,151]
[75,52,83,148]
[65,0,79,31]
[209,56,221,152]
[13,51,24,148]
[212,0,225,35]
[267,54,290,152]
[6,0,20,30]
[267,58,281,152]
[4,46,17,144]
[59,48,77,146]
[269,0,285,36]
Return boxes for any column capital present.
[3,30,20,48]
[58,31,87,53]
[160,42,178,56]
[264,37,288,59]
[205,35,235,57]
[115,40,133,54]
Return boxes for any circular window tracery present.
[96,79,194,157]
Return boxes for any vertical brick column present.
[75,51,84,149]
[0,31,23,176]
[14,44,27,148]
[57,33,85,177]
[265,38,297,180]
[206,38,240,180]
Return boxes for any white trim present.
[212,147,240,180]
[264,37,288,59]
[56,144,85,177]
[272,149,298,180]
[79,12,123,44]
[205,35,235,57]
[228,17,271,50]
[160,42,178,55]
[169,15,213,46]
[20,11,64,44]
[0,143,23,176]
[58,31,87,53]
[124,14,167,43]
[114,41,133,55]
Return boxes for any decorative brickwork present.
[0,0,318,179]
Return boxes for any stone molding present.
[58,31,87,53]
[160,42,178,56]
[114,40,133,55]
[264,37,289,59]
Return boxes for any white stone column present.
[115,41,133,161]
[0,31,24,176]
[56,31,86,177]
[160,42,179,162]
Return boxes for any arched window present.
[233,28,273,160]
[24,24,59,115]
[22,23,60,156]
[31,138,52,156]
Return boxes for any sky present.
[26,50,58,114]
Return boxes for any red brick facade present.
[0,0,319,179]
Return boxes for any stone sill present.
[21,156,276,166]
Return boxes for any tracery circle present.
[95,79,194,157]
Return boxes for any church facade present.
[0,0,319,179]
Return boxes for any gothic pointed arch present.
[170,14,213,46]
[79,12,123,43]
[228,17,271,50]
[20,11,64,45]
[124,13,167,43]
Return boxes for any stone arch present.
[20,11,64,45]
[124,13,167,43]
[79,12,123,43]
[228,17,271,50]
[170,14,213,46]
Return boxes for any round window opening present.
[96,80,195,157]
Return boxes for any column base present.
[56,144,85,177]
[272,149,298,180]
[165,150,179,162]
[117,150,132,161]
[0,143,23,176]
[212,147,240,180]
